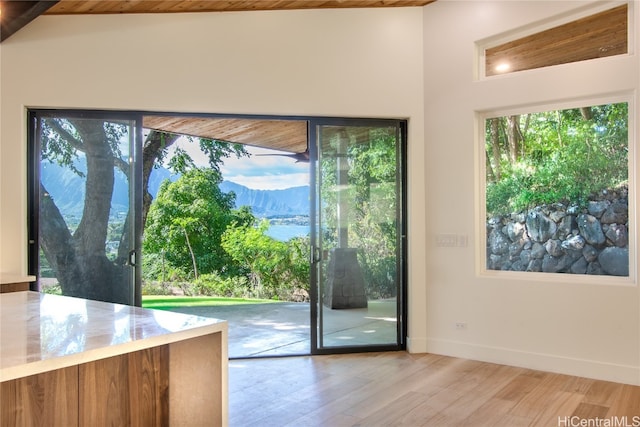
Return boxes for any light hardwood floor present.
[229,352,640,426]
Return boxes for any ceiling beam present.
[1,1,59,42]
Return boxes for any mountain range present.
[40,160,309,219]
[219,181,309,217]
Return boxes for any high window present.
[480,3,628,78]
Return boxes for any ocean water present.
[266,224,310,241]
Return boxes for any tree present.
[143,169,252,279]
[485,102,628,215]
[221,219,309,300]
[38,116,247,303]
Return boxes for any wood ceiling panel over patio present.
[45,0,434,15]
[143,116,308,153]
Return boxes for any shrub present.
[192,273,250,298]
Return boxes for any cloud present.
[164,136,309,190]
[223,147,309,189]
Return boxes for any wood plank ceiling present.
[143,116,309,154]
[0,0,433,154]
[44,1,435,15]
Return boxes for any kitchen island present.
[0,275,34,293]
[0,291,228,426]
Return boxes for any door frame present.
[309,117,408,355]
[27,109,144,306]
[27,109,407,355]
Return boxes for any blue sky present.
[166,136,309,190]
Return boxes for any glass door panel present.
[311,121,405,352]
[31,112,140,305]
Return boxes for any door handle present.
[128,250,137,267]
[311,246,322,264]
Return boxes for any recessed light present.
[495,63,511,73]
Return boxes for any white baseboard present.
[422,338,640,386]
[406,336,428,353]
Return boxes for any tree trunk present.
[39,123,184,304]
[580,107,593,121]
[506,115,521,163]
[183,227,199,280]
[41,183,129,303]
[39,119,130,304]
[489,118,501,181]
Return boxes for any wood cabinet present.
[0,276,34,293]
[0,282,30,293]
[1,292,227,426]
[1,335,223,426]
[1,366,78,426]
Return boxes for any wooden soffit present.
[143,116,308,153]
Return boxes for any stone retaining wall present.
[486,189,629,276]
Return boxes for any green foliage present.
[143,168,253,278]
[42,283,62,295]
[486,103,628,216]
[40,118,128,178]
[349,200,398,298]
[192,273,251,298]
[163,137,248,178]
[141,280,174,296]
[320,127,399,298]
[221,220,310,300]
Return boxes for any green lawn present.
[141,295,276,310]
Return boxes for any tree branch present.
[142,131,181,227]
[46,118,85,153]
[114,156,130,180]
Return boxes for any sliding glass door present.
[29,111,142,305]
[310,120,406,353]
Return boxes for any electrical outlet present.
[455,322,467,330]
[435,234,458,247]
[436,234,469,247]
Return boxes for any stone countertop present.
[0,291,227,382]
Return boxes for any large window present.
[482,99,631,277]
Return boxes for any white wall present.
[0,8,427,349]
[424,0,640,384]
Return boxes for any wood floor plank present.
[494,372,543,402]
[530,390,585,426]
[459,397,519,426]
[309,413,362,427]
[561,376,595,394]
[508,373,574,419]
[332,357,444,420]
[435,364,524,423]
[357,390,434,426]
[228,352,640,427]
[606,384,640,417]
[572,402,610,419]
[284,359,442,425]
[583,380,623,407]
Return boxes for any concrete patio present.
[167,299,397,358]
